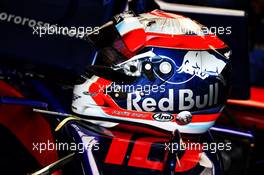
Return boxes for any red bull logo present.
[177,51,226,80]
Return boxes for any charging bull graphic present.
[177,51,226,79]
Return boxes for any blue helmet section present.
[107,47,231,113]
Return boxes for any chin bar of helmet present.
[33,107,206,135]
[72,104,217,134]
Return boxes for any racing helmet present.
[72,10,231,134]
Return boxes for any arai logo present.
[152,113,174,122]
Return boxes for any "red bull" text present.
[127,83,219,112]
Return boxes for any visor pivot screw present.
[176,111,192,125]
[159,61,172,74]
